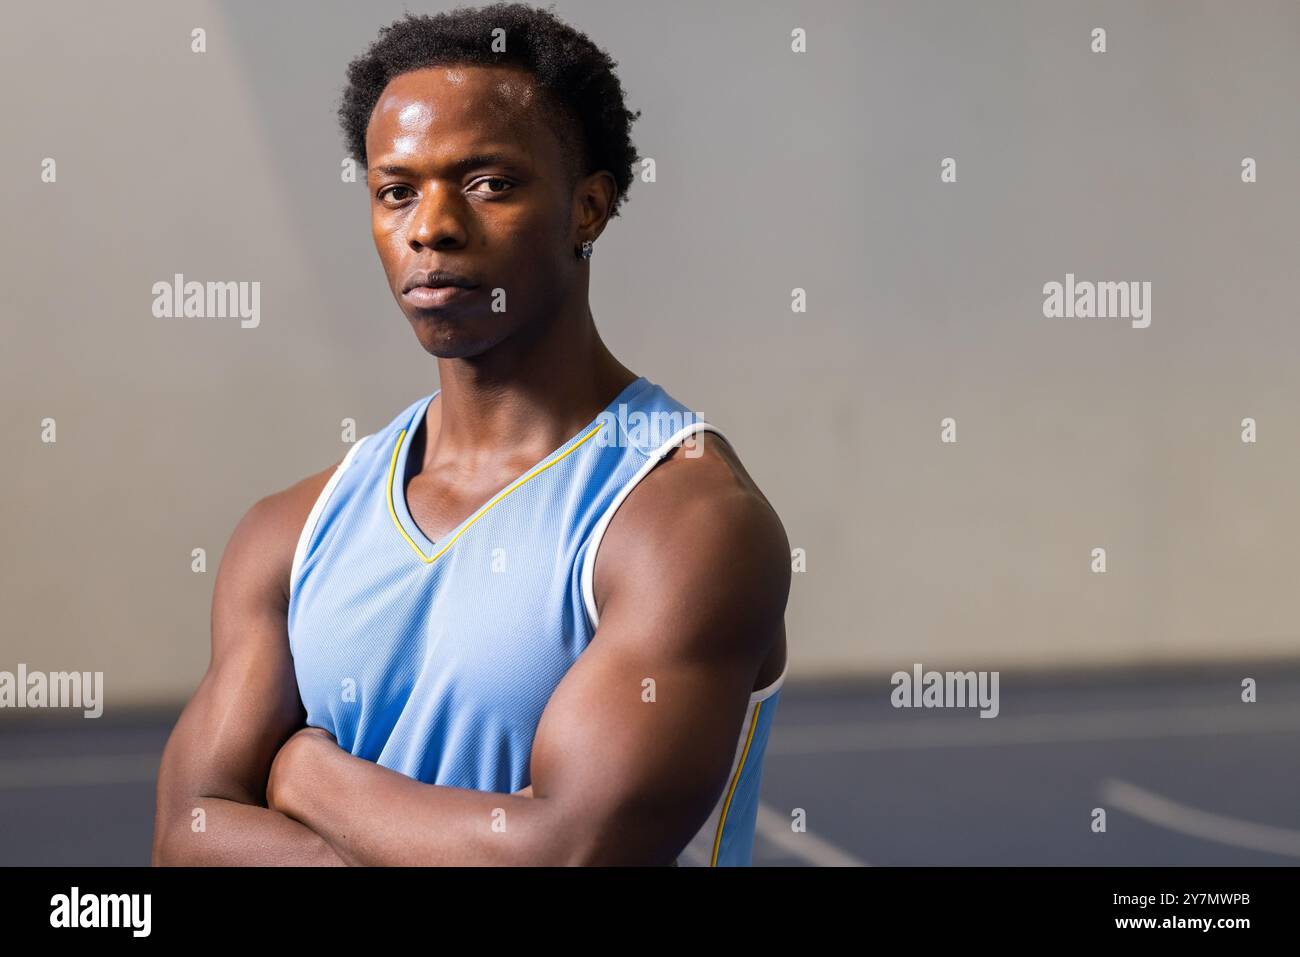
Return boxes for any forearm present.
[276,745,569,866]
[155,795,348,866]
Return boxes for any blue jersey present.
[287,375,786,866]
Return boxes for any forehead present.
[366,64,551,160]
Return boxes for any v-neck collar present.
[386,376,651,564]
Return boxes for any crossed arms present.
[152,437,789,866]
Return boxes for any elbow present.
[561,837,672,867]
[151,823,180,867]
[516,798,598,867]
[152,811,204,867]
[556,832,600,867]
[154,820,213,867]
[552,809,674,867]
[151,803,201,867]
[492,794,672,866]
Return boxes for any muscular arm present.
[151,468,347,866]
[266,436,790,865]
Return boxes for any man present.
[152,3,789,867]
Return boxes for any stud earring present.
[577,239,594,260]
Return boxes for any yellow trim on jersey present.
[710,699,763,866]
[387,420,607,564]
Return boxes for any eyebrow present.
[367,152,525,178]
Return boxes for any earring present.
[577,239,594,260]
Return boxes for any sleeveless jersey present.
[286,375,787,866]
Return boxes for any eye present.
[469,177,513,195]
[378,185,415,204]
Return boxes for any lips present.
[401,270,479,294]
[401,269,480,309]
[404,285,477,308]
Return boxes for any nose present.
[407,183,468,252]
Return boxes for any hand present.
[267,726,337,815]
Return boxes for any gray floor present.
[2,662,1298,866]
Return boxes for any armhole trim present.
[750,659,787,702]
[579,422,786,705]
[289,434,371,600]
[581,422,728,632]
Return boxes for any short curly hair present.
[339,3,641,218]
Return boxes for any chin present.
[407,317,503,360]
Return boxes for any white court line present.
[1101,778,1300,859]
[767,704,1300,755]
[0,754,159,790]
[754,801,868,867]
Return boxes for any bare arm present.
[265,437,790,865]
[152,470,348,866]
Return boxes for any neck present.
[427,303,637,464]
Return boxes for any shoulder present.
[223,460,344,609]
[229,392,427,599]
[592,432,790,641]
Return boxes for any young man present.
[152,4,789,867]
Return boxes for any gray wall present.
[3,0,1298,707]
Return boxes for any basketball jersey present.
[287,375,787,866]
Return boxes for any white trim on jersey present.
[580,421,787,704]
[580,421,724,628]
[289,434,371,600]
[688,693,765,865]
